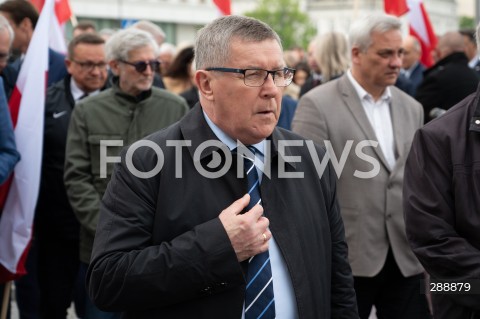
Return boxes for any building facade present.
[69,0,457,45]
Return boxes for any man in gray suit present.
[292,14,430,319]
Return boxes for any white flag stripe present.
[0,0,52,274]
[50,14,67,54]
[407,0,429,44]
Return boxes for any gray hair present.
[315,32,350,82]
[0,15,14,48]
[195,15,282,70]
[131,20,166,45]
[159,42,177,56]
[105,28,158,61]
[349,13,402,52]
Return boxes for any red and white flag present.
[31,0,73,53]
[384,0,437,67]
[0,0,53,283]
[384,0,409,16]
[213,0,231,15]
[406,0,437,67]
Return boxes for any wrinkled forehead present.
[228,37,284,64]
[368,29,402,46]
[127,44,155,59]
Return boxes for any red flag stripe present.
[29,0,72,24]
[8,86,21,127]
[407,0,437,67]
[384,0,409,17]
[213,0,231,15]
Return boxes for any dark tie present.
[78,93,89,100]
[242,146,275,319]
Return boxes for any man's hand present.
[219,194,272,262]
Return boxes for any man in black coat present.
[36,33,108,319]
[415,31,479,122]
[404,80,480,319]
[87,15,358,319]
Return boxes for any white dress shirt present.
[347,70,396,170]
[468,55,479,69]
[70,78,100,101]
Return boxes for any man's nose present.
[391,54,403,68]
[261,73,279,97]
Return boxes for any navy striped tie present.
[242,146,275,319]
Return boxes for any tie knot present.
[232,146,256,162]
[242,147,256,171]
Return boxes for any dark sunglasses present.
[120,59,160,73]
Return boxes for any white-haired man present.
[64,28,188,318]
[293,13,430,319]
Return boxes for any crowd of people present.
[0,0,479,318]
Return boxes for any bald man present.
[401,35,425,95]
[415,31,479,122]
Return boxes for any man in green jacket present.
[64,28,188,319]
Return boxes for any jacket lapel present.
[389,89,407,165]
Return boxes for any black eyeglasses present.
[205,67,295,87]
[120,60,160,73]
[71,60,108,71]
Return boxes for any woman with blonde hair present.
[314,32,349,82]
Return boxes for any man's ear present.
[351,47,361,65]
[19,17,33,34]
[65,58,72,73]
[195,70,214,101]
[109,60,120,76]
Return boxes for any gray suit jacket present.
[292,74,424,277]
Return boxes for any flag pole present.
[1,281,12,319]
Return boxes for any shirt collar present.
[202,110,265,156]
[70,78,85,101]
[70,78,100,101]
[469,56,479,68]
[347,69,391,102]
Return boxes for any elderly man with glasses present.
[64,28,189,319]
[86,15,358,319]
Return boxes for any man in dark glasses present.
[64,28,189,319]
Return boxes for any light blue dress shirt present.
[203,111,299,319]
